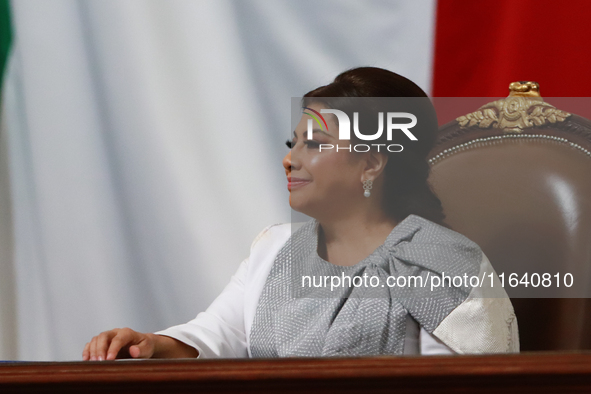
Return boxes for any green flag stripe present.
[0,0,11,91]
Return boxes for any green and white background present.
[0,0,437,360]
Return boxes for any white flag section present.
[0,0,436,361]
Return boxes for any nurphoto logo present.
[303,106,417,152]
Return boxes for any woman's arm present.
[83,256,250,361]
[84,255,250,360]
[83,224,286,361]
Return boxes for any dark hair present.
[302,66,446,225]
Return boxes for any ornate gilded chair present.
[428,82,591,351]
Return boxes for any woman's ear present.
[361,151,388,182]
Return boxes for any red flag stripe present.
[432,0,591,97]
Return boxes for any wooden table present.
[1,352,591,393]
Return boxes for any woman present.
[83,67,518,361]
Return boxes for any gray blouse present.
[250,214,483,357]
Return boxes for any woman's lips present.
[287,177,311,191]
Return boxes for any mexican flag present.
[0,0,589,362]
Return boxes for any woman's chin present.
[288,198,309,216]
[289,200,302,212]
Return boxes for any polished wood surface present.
[1,352,591,393]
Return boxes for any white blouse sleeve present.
[154,256,250,358]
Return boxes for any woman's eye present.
[285,140,321,149]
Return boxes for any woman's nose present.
[282,151,292,173]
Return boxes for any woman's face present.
[283,102,368,220]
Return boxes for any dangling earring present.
[363,179,373,198]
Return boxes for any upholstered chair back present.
[428,82,591,351]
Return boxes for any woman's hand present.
[83,328,156,361]
[82,328,198,361]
